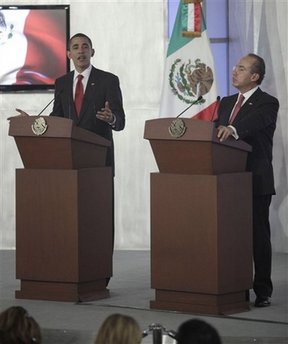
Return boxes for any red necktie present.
[229,94,245,124]
[75,74,84,116]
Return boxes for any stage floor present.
[0,250,287,343]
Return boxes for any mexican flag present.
[159,0,219,120]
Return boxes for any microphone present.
[210,96,221,122]
[36,89,63,116]
[176,95,203,118]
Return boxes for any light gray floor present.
[0,250,287,343]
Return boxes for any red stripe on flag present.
[193,100,219,122]
[194,4,202,33]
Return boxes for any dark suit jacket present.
[50,66,125,171]
[216,88,279,195]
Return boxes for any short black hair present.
[68,33,93,50]
[176,319,222,344]
[247,53,265,85]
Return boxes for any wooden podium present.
[9,116,113,302]
[144,118,253,315]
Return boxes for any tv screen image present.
[0,5,70,91]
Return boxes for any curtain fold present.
[229,0,288,253]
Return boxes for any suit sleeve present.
[107,75,125,131]
[233,96,279,139]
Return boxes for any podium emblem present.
[31,117,48,136]
[169,118,186,138]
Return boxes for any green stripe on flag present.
[167,2,207,57]
[181,2,188,33]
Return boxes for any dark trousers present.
[252,194,273,298]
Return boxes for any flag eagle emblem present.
[169,58,214,105]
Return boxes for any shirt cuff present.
[228,125,239,140]
[108,113,116,127]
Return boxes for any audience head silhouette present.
[94,313,142,344]
[0,306,42,344]
[176,319,221,344]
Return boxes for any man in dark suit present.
[50,32,125,170]
[216,53,279,307]
[51,33,125,286]
[13,33,124,287]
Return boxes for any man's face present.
[67,36,94,72]
[232,55,259,93]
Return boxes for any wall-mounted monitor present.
[0,5,70,92]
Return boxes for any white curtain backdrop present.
[0,0,287,252]
[228,0,288,253]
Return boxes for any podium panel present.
[15,167,112,302]
[9,116,113,302]
[9,116,110,169]
[145,118,253,315]
[148,140,248,174]
[144,118,251,174]
[150,172,253,314]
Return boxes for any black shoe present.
[254,296,271,307]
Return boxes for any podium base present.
[150,172,253,316]
[15,279,110,302]
[15,167,113,302]
[150,290,250,315]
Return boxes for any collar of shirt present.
[73,65,92,96]
[240,86,259,105]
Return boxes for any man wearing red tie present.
[51,33,125,286]
[13,33,125,287]
[216,53,279,307]
[51,33,125,171]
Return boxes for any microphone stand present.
[176,95,203,118]
[37,97,55,116]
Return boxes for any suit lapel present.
[62,72,77,120]
[222,94,238,124]
[233,88,262,124]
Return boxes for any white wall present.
[1,0,287,252]
[0,0,165,250]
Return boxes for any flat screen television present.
[0,5,70,92]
